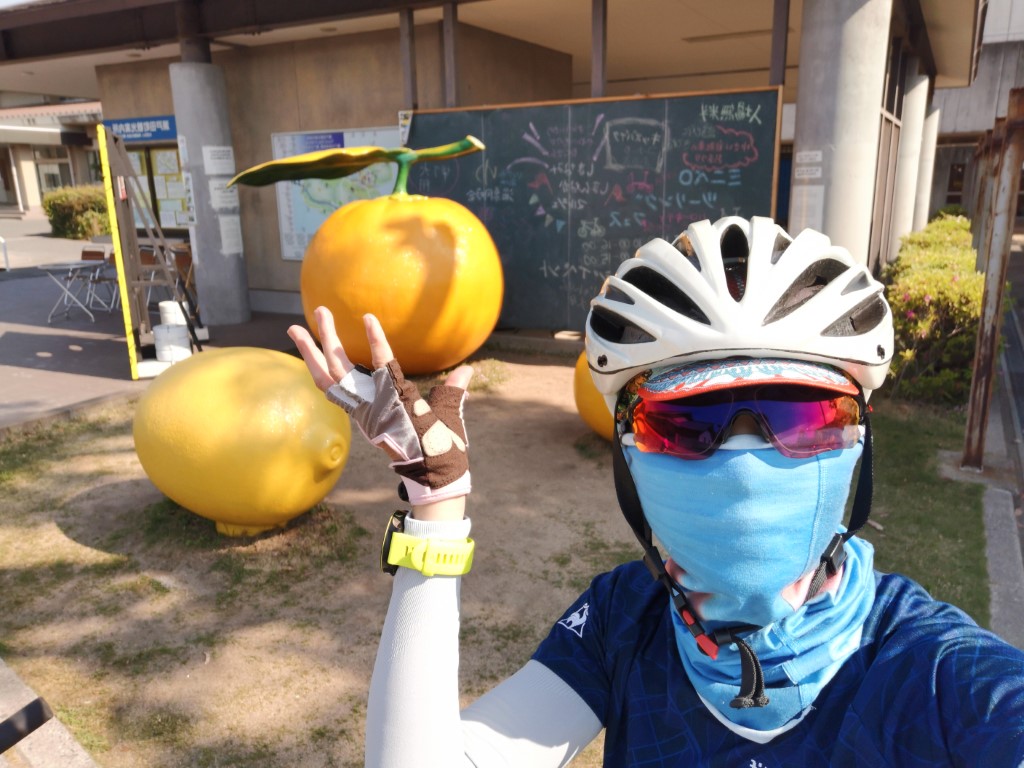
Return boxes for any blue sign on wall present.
[103,115,177,142]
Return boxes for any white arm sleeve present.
[461,660,604,767]
[365,517,603,768]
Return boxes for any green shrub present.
[881,215,984,404]
[931,203,968,221]
[41,185,110,239]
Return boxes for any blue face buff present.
[674,536,876,731]
[623,442,863,627]
[624,442,873,730]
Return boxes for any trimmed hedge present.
[41,185,110,240]
[932,203,967,221]
[880,214,984,404]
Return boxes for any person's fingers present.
[364,314,396,369]
[315,306,353,380]
[287,324,335,392]
[445,364,474,391]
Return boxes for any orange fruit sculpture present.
[230,137,503,374]
[573,350,614,441]
[132,347,352,536]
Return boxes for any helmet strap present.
[806,413,875,600]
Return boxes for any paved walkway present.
[1,216,1024,764]
[0,214,303,433]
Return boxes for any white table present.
[37,262,97,323]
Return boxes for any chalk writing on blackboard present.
[700,100,764,123]
[600,118,668,172]
[683,126,759,172]
[407,88,779,330]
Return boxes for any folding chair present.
[81,245,119,311]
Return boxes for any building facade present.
[0,98,103,214]
[932,0,1024,220]
[0,0,986,326]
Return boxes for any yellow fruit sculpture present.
[133,347,352,536]
[573,350,614,441]
[230,137,504,374]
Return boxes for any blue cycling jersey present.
[532,559,1024,767]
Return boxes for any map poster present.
[271,126,401,261]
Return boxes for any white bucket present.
[158,300,189,326]
[154,323,192,362]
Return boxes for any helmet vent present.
[621,266,710,325]
[841,272,871,294]
[605,285,635,305]
[822,295,888,337]
[589,306,657,344]
[720,224,749,301]
[762,258,848,324]
[771,232,792,264]
[672,234,701,271]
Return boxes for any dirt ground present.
[0,348,632,767]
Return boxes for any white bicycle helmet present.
[591,217,893,708]
[586,216,893,408]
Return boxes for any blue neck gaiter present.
[624,444,863,626]
[623,443,874,730]
[672,536,875,730]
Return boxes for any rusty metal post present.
[964,134,983,220]
[962,89,1024,470]
[982,119,1007,270]
[972,129,996,264]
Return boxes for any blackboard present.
[407,88,780,331]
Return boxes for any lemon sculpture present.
[573,350,614,441]
[133,347,352,536]
[229,136,504,374]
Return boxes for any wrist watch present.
[380,510,475,577]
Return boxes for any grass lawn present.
[861,395,990,627]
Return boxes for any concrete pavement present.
[0,213,302,434]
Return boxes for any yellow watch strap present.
[385,531,475,577]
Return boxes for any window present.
[33,146,69,161]
[86,150,104,184]
[946,163,965,206]
[0,148,17,206]
[33,144,73,194]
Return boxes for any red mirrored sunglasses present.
[627,384,863,460]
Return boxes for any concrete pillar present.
[913,104,940,229]
[169,62,250,325]
[887,57,929,262]
[176,0,211,63]
[790,0,892,264]
[442,4,458,108]
[591,0,607,98]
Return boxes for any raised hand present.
[288,307,474,519]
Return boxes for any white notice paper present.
[202,145,236,176]
[209,179,239,210]
[182,173,197,225]
[794,165,823,179]
[218,214,243,255]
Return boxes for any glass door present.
[0,147,18,207]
